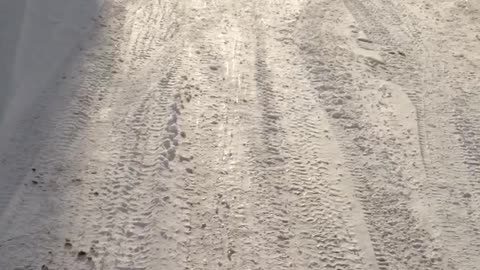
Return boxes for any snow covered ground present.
[0,1,479,269]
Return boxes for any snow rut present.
[296,1,444,269]
[98,67,183,269]
[341,0,480,268]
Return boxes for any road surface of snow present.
[0,0,479,269]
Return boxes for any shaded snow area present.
[0,0,103,240]
[0,0,103,144]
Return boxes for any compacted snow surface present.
[0,1,479,269]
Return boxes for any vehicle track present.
[261,7,368,270]
[0,0,479,269]
[296,1,444,269]
[0,0,187,268]
[340,0,480,269]
[168,2,257,268]
[343,1,480,268]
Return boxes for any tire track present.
[441,90,480,269]
[88,2,189,267]
[122,0,180,66]
[256,2,373,269]
[97,65,185,269]
[155,2,262,269]
[455,113,480,172]
[342,0,430,168]
[422,3,480,267]
[239,15,295,269]
[341,1,480,268]
[295,1,443,269]
[240,3,367,268]
[0,1,189,269]
[173,15,237,268]
[262,5,368,268]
